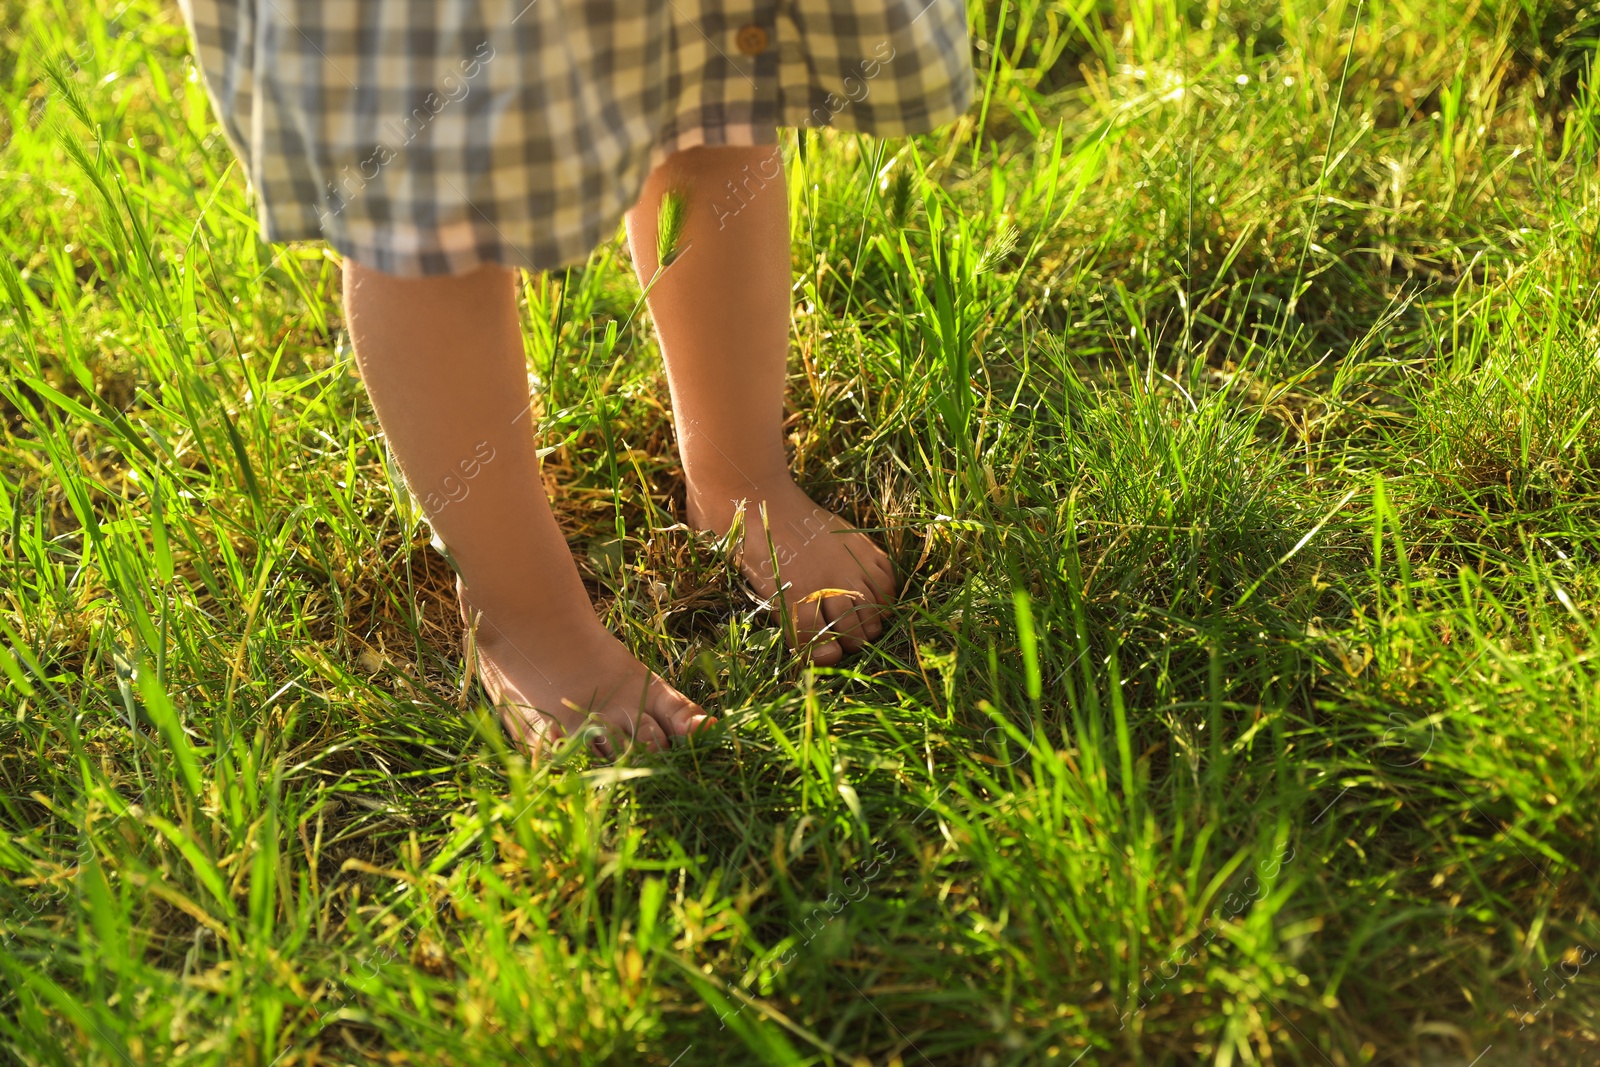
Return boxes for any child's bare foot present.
[622,146,894,664]
[340,259,706,760]
[688,478,896,665]
[460,583,710,757]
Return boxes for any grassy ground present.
[3,0,1600,1063]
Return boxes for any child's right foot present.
[460,584,710,757]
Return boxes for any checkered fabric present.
[180,0,973,276]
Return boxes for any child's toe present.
[584,720,619,759]
[871,559,897,600]
[859,606,885,641]
[646,678,707,738]
[630,713,668,752]
[791,597,830,648]
[822,593,870,652]
[499,706,556,757]
[808,638,844,665]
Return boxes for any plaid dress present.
[180,0,973,276]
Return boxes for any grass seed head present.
[657,187,688,268]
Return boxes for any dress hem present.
[265,101,968,277]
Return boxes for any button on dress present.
[180,0,974,276]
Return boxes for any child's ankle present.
[684,473,795,534]
[457,578,600,646]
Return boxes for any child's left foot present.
[688,477,896,665]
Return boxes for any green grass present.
[3,0,1600,1062]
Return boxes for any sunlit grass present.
[2,0,1599,1063]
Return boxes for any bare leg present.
[343,261,707,754]
[626,146,895,665]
